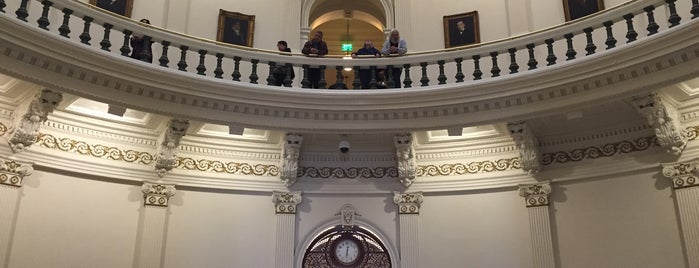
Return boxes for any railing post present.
[643,6,659,35]
[15,0,29,22]
[437,60,447,84]
[623,14,638,43]
[100,23,113,51]
[318,65,327,89]
[37,0,53,30]
[0,0,5,13]
[232,57,242,81]
[583,27,596,55]
[58,8,73,38]
[691,0,699,19]
[602,21,617,49]
[177,45,188,71]
[249,59,259,84]
[455,58,465,82]
[196,50,207,75]
[301,65,310,88]
[283,63,293,87]
[403,64,412,88]
[139,36,152,62]
[508,48,519,74]
[419,62,429,87]
[119,29,132,56]
[472,55,482,80]
[545,39,556,66]
[665,0,681,27]
[159,41,170,67]
[526,43,538,70]
[369,66,378,89]
[79,16,93,45]
[386,65,395,88]
[489,52,500,77]
[214,53,224,79]
[267,62,277,85]
[352,67,361,89]
[564,33,576,60]
[334,66,345,89]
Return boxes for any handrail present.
[3,0,696,89]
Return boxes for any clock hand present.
[345,246,349,257]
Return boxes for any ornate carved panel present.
[518,182,552,207]
[141,182,176,207]
[272,191,302,214]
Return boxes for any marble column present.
[272,191,302,268]
[134,182,176,268]
[518,182,555,268]
[0,159,32,268]
[661,159,699,267]
[393,191,423,268]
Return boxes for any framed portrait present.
[563,0,605,21]
[89,0,134,18]
[217,10,255,47]
[443,11,480,48]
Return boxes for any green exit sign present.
[341,43,353,52]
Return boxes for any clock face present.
[333,238,361,265]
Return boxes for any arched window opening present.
[302,225,391,268]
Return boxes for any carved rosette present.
[393,191,424,214]
[141,182,176,207]
[280,133,303,186]
[632,93,687,155]
[335,203,361,226]
[507,121,542,174]
[5,89,62,153]
[154,119,189,178]
[272,191,302,214]
[661,159,699,189]
[0,159,33,187]
[394,133,417,187]
[518,182,552,207]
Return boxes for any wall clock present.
[331,235,364,266]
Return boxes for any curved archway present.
[302,225,391,267]
[300,0,394,40]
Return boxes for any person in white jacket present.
[381,29,407,88]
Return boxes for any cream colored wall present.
[9,171,141,268]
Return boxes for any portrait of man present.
[90,0,133,17]
[217,10,255,47]
[443,11,480,48]
[563,0,605,21]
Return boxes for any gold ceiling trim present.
[300,167,397,179]
[417,157,521,176]
[175,157,279,176]
[541,136,657,165]
[36,133,155,165]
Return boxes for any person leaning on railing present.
[130,18,154,63]
[351,40,381,89]
[381,29,407,88]
[301,31,329,89]
[272,40,295,86]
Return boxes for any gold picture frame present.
[89,0,134,18]
[217,9,255,47]
[443,11,480,48]
[563,0,605,21]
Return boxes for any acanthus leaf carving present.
[518,182,552,207]
[272,191,302,214]
[154,119,189,178]
[5,89,62,153]
[394,133,416,187]
[280,133,303,186]
[507,121,542,174]
[632,93,687,156]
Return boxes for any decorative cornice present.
[394,133,416,187]
[272,191,302,214]
[417,158,521,176]
[0,159,33,187]
[175,157,279,176]
[661,159,699,189]
[36,133,155,164]
[154,119,189,178]
[632,93,687,155]
[280,133,303,186]
[518,182,552,207]
[299,167,397,179]
[393,192,424,214]
[141,182,176,207]
[507,121,542,174]
[5,89,62,153]
[42,120,158,148]
[541,136,657,165]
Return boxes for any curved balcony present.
[1,0,698,134]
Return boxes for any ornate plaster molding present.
[518,182,552,207]
[507,122,542,174]
[394,133,417,187]
[175,157,279,176]
[417,158,521,176]
[300,167,396,179]
[280,133,303,186]
[141,182,176,207]
[5,89,62,153]
[272,191,302,214]
[661,159,699,189]
[393,192,424,214]
[541,136,657,165]
[632,93,687,155]
[154,119,189,178]
[36,132,155,164]
[335,204,361,226]
[0,158,33,187]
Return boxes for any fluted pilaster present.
[0,159,32,268]
[393,192,423,268]
[518,182,555,268]
[135,182,176,268]
[661,159,699,267]
[272,191,302,268]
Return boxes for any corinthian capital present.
[661,158,699,189]
[141,182,176,207]
[393,191,423,214]
[5,89,62,153]
[518,182,552,207]
[272,191,302,214]
[632,93,686,155]
[507,121,542,174]
[280,133,303,186]
[394,133,416,187]
[0,159,33,187]
[154,119,189,178]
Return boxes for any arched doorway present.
[302,225,392,267]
